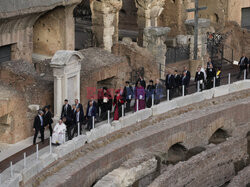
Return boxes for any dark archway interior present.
[208,128,230,145]
[119,0,138,41]
[165,143,187,165]
[74,0,93,50]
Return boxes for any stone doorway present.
[0,45,11,63]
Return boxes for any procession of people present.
[33,54,250,145]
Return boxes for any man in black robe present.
[173,70,181,97]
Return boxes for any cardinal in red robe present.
[113,89,125,120]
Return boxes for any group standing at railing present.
[32,54,250,146]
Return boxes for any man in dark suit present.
[43,106,53,137]
[61,99,72,119]
[62,116,74,140]
[173,70,181,97]
[33,110,45,145]
[183,67,191,86]
[165,72,175,100]
[73,107,84,135]
[75,99,84,117]
[237,54,248,79]
[86,100,97,131]
[195,67,205,91]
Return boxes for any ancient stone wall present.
[112,41,160,83]
[0,0,81,62]
[33,6,76,57]
[149,137,248,187]
[0,60,53,143]
[158,0,190,37]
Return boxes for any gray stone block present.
[22,161,43,183]
[40,153,58,168]
[73,135,87,150]
[1,174,20,187]
[54,140,75,158]
[152,100,177,116]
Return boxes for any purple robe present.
[134,86,145,111]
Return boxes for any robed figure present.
[134,81,145,111]
[52,120,66,145]
[113,90,125,120]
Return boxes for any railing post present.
[92,116,95,129]
[108,110,110,124]
[36,144,39,160]
[244,69,246,80]
[49,136,52,154]
[182,85,185,96]
[136,99,139,112]
[152,94,154,107]
[122,105,124,118]
[167,90,169,101]
[228,73,231,84]
[213,77,216,88]
[197,81,200,92]
[77,122,80,136]
[24,152,26,168]
[10,161,13,178]
[0,173,1,184]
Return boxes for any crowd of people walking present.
[33,54,250,145]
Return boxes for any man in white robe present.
[52,120,66,145]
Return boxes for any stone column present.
[64,5,77,51]
[90,0,122,52]
[185,18,211,77]
[54,76,63,118]
[50,50,83,120]
[143,27,171,79]
[135,0,165,46]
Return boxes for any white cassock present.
[52,123,66,144]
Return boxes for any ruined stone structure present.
[0,2,250,186]
[0,0,81,63]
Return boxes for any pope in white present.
[52,120,66,145]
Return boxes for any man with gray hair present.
[33,110,45,145]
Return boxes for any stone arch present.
[50,50,83,118]
[208,128,230,145]
[33,5,76,57]
[206,117,234,143]
[165,131,187,151]
[247,131,250,156]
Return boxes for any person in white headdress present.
[52,119,66,145]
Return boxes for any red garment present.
[113,94,124,120]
